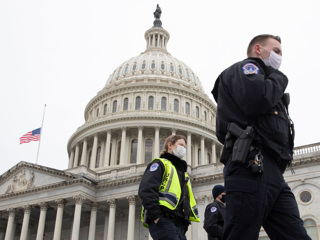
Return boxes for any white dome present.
[105,26,204,92]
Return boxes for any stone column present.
[71,195,86,240]
[36,202,48,240]
[4,208,15,240]
[104,131,111,167]
[73,144,80,167]
[20,205,32,240]
[154,127,160,158]
[53,199,66,240]
[127,196,137,240]
[194,142,198,167]
[137,127,143,164]
[107,199,117,240]
[110,138,117,166]
[103,209,109,240]
[68,150,75,169]
[88,202,99,240]
[201,136,205,165]
[90,134,99,169]
[196,196,206,240]
[211,142,216,164]
[119,128,126,165]
[187,132,192,166]
[80,139,88,166]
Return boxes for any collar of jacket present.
[160,153,187,171]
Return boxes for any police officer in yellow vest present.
[138,135,200,240]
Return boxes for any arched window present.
[117,141,121,165]
[135,96,141,110]
[185,102,190,115]
[145,139,153,163]
[151,61,156,70]
[304,219,318,239]
[161,97,167,111]
[174,99,179,113]
[96,108,99,117]
[198,149,201,165]
[196,106,199,118]
[141,61,146,70]
[124,64,129,74]
[123,98,129,111]
[148,96,154,110]
[161,62,165,70]
[170,64,174,72]
[204,111,207,121]
[160,139,165,153]
[104,104,108,115]
[88,150,92,168]
[96,146,101,168]
[131,139,138,163]
[113,100,117,113]
[132,63,137,71]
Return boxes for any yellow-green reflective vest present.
[141,158,200,227]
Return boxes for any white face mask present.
[172,145,186,159]
[260,47,282,69]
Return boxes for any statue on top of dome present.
[153,4,162,20]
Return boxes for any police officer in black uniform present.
[138,135,200,240]
[212,34,311,240]
[204,185,226,240]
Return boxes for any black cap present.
[212,185,226,199]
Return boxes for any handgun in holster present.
[220,123,255,164]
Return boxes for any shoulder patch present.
[210,207,217,213]
[149,163,159,172]
[242,63,259,75]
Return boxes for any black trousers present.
[222,151,311,240]
[148,216,187,240]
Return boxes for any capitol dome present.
[67,13,221,172]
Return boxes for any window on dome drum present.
[179,67,183,75]
[148,96,154,110]
[185,102,190,115]
[174,99,179,113]
[135,96,141,110]
[196,106,199,118]
[117,141,121,165]
[123,98,129,111]
[207,153,211,164]
[300,191,312,203]
[160,139,165,153]
[142,62,146,70]
[96,146,101,168]
[186,69,190,78]
[117,68,121,77]
[109,143,112,166]
[131,139,138,164]
[96,108,99,117]
[104,104,108,115]
[132,63,137,71]
[304,219,318,239]
[161,63,165,70]
[204,111,207,121]
[151,62,156,70]
[113,100,117,113]
[124,65,128,74]
[145,139,153,164]
[161,97,167,111]
[88,151,92,168]
[170,64,174,72]
[198,149,201,165]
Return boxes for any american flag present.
[20,128,41,144]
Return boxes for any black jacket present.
[203,200,225,238]
[212,58,294,161]
[138,153,191,225]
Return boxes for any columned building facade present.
[0,7,319,240]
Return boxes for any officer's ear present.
[253,44,261,56]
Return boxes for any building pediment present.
[0,161,76,195]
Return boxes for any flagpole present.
[36,104,46,164]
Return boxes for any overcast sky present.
[1,0,319,175]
